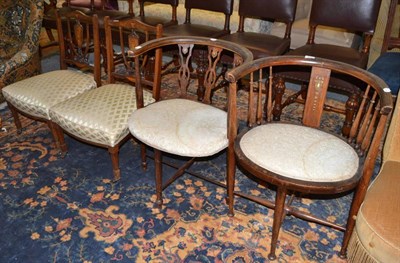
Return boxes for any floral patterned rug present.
[0,72,354,262]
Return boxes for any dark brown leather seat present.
[162,0,234,38]
[220,0,297,59]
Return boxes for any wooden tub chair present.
[225,56,393,260]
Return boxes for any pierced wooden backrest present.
[130,36,253,106]
[226,56,393,182]
[56,9,101,86]
[104,16,163,96]
[237,0,297,36]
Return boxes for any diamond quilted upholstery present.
[2,70,97,119]
[128,98,228,157]
[239,123,359,182]
[49,84,154,147]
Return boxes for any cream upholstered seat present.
[226,56,393,260]
[2,10,101,144]
[3,70,96,121]
[240,123,359,182]
[49,17,163,181]
[50,84,154,147]
[127,36,253,206]
[129,98,228,157]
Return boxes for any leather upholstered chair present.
[2,10,100,146]
[162,0,234,38]
[220,0,298,59]
[49,17,163,181]
[136,0,179,28]
[128,36,253,206]
[273,0,382,137]
[225,56,393,260]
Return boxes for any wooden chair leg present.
[50,121,68,157]
[140,143,147,170]
[268,187,287,260]
[154,149,163,207]
[108,146,121,182]
[7,102,22,133]
[227,145,236,216]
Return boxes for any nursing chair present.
[274,0,382,136]
[220,0,298,59]
[2,10,100,146]
[128,36,253,206]
[49,17,163,181]
[0,0,43,129]
[136,0,179,28]
[225,56,393,259]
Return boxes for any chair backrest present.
[184,0,234,32]
[129,36,253,104]
[308,0,382,52]
[104,16,163,96]
[226,55,393,185]
[56,9,102,86]
[381,0,400,53]
[139,0,179,23]
[238,0,297,37]
[65,0,118,11]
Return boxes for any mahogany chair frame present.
[52,17,163,181]
[129,36,253,206]
[225,56,393,260]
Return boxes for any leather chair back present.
[310,0,382,33]
[239,0,297,23]
[185,0,234,15]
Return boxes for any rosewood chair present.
[274,0,382,136]
[2,10,100,146]
[220,0,298,59]
[49,17,163,181]
[128,36,253,206]
[136,0,179,28]
[225,56,393,260]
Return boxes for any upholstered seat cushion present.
[239,123,359,182]
[2,70,97,119]
[128,98,228,157]
[287,44,368,68]
[221,32,291,59]
[49,84,154,147]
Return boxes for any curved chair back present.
[225,55,393,259]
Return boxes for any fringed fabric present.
[347,231,379,263]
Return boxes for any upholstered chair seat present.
[50,84,154,147]
[129,98,228,157]
[239,123,359,182]
[2,70,96,120]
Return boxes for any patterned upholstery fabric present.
[239,123,359,182]
[2,70,97,119]
[0,0,44,104]
[128,99,228,157]
[50,84,154,147]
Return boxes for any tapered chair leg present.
[268,187,287,260]
[140,143,147,170]
[154,149,163,207]
[227,145,236,216]
[108,146,121,182]
[50,122,68,157]
[7,102,22,134]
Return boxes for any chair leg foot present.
[268,254,277,261]
[113,169,121,182]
